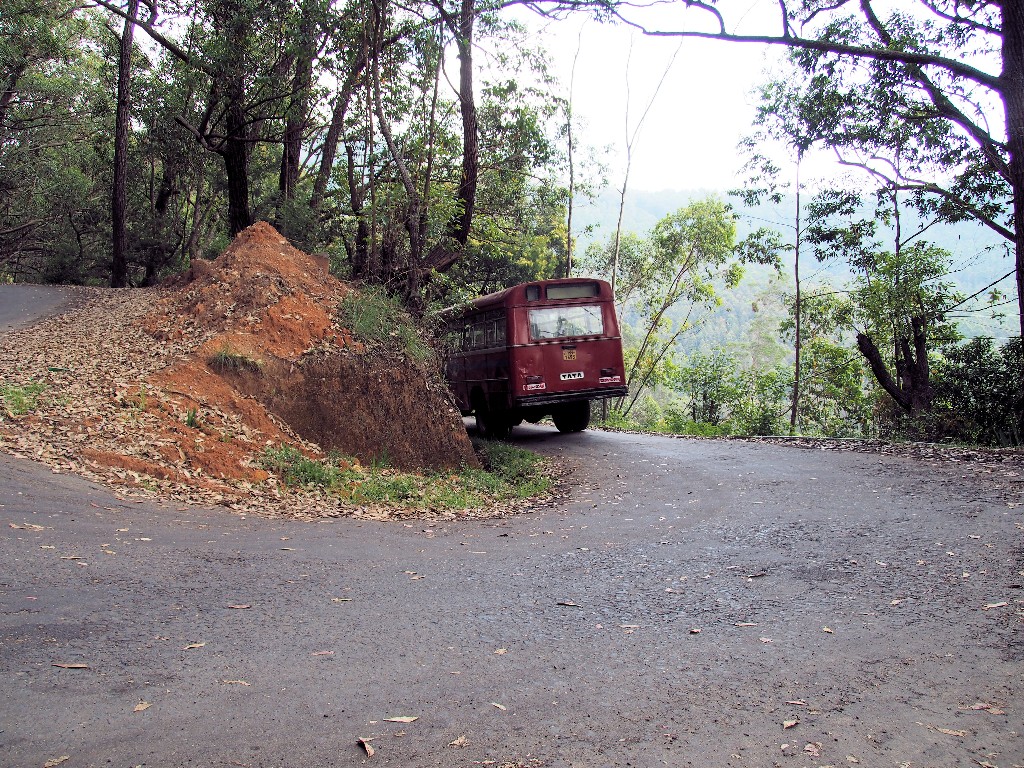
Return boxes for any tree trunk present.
[223,93,252,236]
[856,318,934,413]
[452,0,478,248]
[790,155,801,434]
[110,0,138,288]
[1002,0,1024,338]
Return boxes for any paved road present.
[0,284,72,332]
[2,423,1022,768]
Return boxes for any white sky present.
[512,7,790,193]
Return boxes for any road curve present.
[1,424,1021,767]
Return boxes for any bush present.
[932,337,1024,446]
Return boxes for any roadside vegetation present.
[259,440,552,511]
[0,381,47,418]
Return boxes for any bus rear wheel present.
[476,406,511,439]
[552,400,591,433]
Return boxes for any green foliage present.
[584,196,743,416]
[339,286,433,364]
[0,381,47,417]
[932,338,1024,446]
[671,349,744,425]
[184,408,201,429]
[259,441,551,508]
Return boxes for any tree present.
[544,0,1024,338]
[807,188,963,415]
[586,196,743,415]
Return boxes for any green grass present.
[338,285,433,364]
[208,347,262,374]
[259,440,552,510]
[1,381,47,417]
[184,408,201,429]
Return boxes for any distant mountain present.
[573,188,1016,345]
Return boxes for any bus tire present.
[552,400,591,433]
[476,405,511,440]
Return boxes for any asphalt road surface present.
[1,289,1022,768]
[3,429,1023,768]
[0,285,72,332]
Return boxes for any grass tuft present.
[338,285,433,364]
[1,381,47,417]
[208,347,262,374]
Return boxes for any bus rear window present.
[529,305,604,340]
[546,281,600,300]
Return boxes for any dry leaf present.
[785,700,807,706]
[804,742,821,757]
[982,602,1008,610]
[183,642,205,650]
[689,628,701,634]
[52,663,89,669]
[937,728,966,737]
[357,737,375,757]
[556,600,579,607]
[59,556,82,561]
[383,716,418,723]
[10,522,45,531]
[44,757,69,768]
[133,701,151,712]
[221,680,250,686]
[332,598,352,603]
[491,702,507,711]
[448,735,468,748]
[783,720,799,729]
[734,622,757,627]
[968,702,1005,715]
[311,650,334,656]
[823,626,834,633]
[228,604,251,609]
[493,648,507,655]
[759,637,773,643]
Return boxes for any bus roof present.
[439,278,614,319]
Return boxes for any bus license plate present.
[560,371,584,381]
[562,349,577,361]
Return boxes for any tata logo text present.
[559,371,584,381]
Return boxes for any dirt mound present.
[0,222,478,514]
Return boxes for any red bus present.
[442,278,628,438]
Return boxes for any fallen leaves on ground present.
[491,702,507,711]
[52,663,89,669]
[383,716,418,723]
[221,680,250,686]
[43,757,69,768]
[967,702,1005,715]
[228,604,251,609]
[183,642,205,650]
[357,737,375,757]
[133,701,151,713]
[783,719,799,729]
[448,735,469,748]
